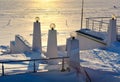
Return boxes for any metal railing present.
[0,57,69,76]
[86,16,120,32]
[85,16,120,40]
[0,56,92,82]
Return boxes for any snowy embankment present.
[80,42,120,73]
[80,41,120,82]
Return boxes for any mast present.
[80,0,84,29]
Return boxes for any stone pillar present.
[46,23,58,58]
[66,37,80,69]
[107,17,117,46]
[32,17,42,53]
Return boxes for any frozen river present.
[0,0,119,46]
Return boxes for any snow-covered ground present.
[0,42,120,82]
[0,71,86,82]
[80,41,120,82]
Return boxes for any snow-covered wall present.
[10,41,18,53]
[76,32,106,50]
[10,35,31,53]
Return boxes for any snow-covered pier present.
[76,16,120,50]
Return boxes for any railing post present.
[2,63,5,76]
[99,18,103,32]
[61,58,65,72]
[86,18,89,29]
[33,60,36,73]
[92,20,94,31]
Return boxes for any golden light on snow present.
[50,23,56,30]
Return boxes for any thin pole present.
[61,58,65,72]
[33,60,36,73]
[80,0,84,29]
[2,63,5,76]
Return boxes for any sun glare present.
[40,0,50,2]
[34,0,50,2]
[45,0,50,2]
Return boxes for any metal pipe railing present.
[85,17,120,39]
[84,17,120,42]
[0,57,69,76]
